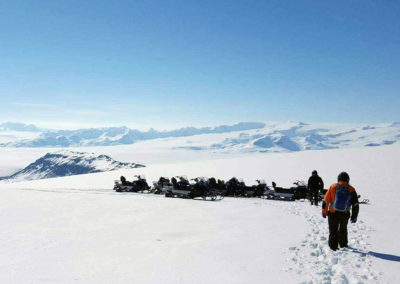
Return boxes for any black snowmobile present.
[271,181,296,200]
[291,180,309,200]
[207,177,227,196]
[165,176,223,201]
[114,175,150,192]
[226,177,258,197]
[271,180,319,201]
[152,177,173,194]
[225,177,246,197]
[247,179,267,197]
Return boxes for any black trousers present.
[310,191,319,205]
[328,212,350,250]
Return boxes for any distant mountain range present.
[0,122,42,132]
[173,121,400,153]
[0,151,144,182]
[0,121,399,153]
[0,122,399,182]
[0,122,266,147]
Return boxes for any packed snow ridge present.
[0,150,144,182]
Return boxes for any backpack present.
[333,184,351,212]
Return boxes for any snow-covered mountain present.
[176,121,400,153]
[0,150,144,182]
[0,122,41,132]
[0,122,266,147]
[1,121,399,153]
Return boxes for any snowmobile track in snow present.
[282,201,383,284]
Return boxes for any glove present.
[351,218,357,223]
[322,213,326,218]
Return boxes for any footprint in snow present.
[283,201,382,283]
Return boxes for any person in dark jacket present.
[322,172,359,251]
[120,176,133,186]
[307,170,324,206]
[120,176,127,185]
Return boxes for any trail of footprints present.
[282,202,382,284]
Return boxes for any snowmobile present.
[269,181,309,200]
[260,183,276,199]
[225,177,249,197]
[250,179,267,197]
[207,177,227,196]
[291,180,309,200]
[114,175,150,193]
[193,177,224,201]
[271,182,295,200]
[209,177,264,198]
[165,176,193,198]
[237,179,267,197]
[165,176,223,201]
[152,177,173,194]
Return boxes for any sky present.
[0,0,399,129]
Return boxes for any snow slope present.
[0,144,399,283]
[0,150,144,182]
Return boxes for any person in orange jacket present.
[322,172,359,251]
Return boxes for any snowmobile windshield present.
[295,180,306,186]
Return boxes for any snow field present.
[0,144,399,283]
[0,188,307,283]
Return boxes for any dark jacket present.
[308,175,324,192]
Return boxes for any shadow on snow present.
[349,247,400,262]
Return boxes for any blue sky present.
[0,0,399,129]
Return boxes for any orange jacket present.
[322,181,358,216]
